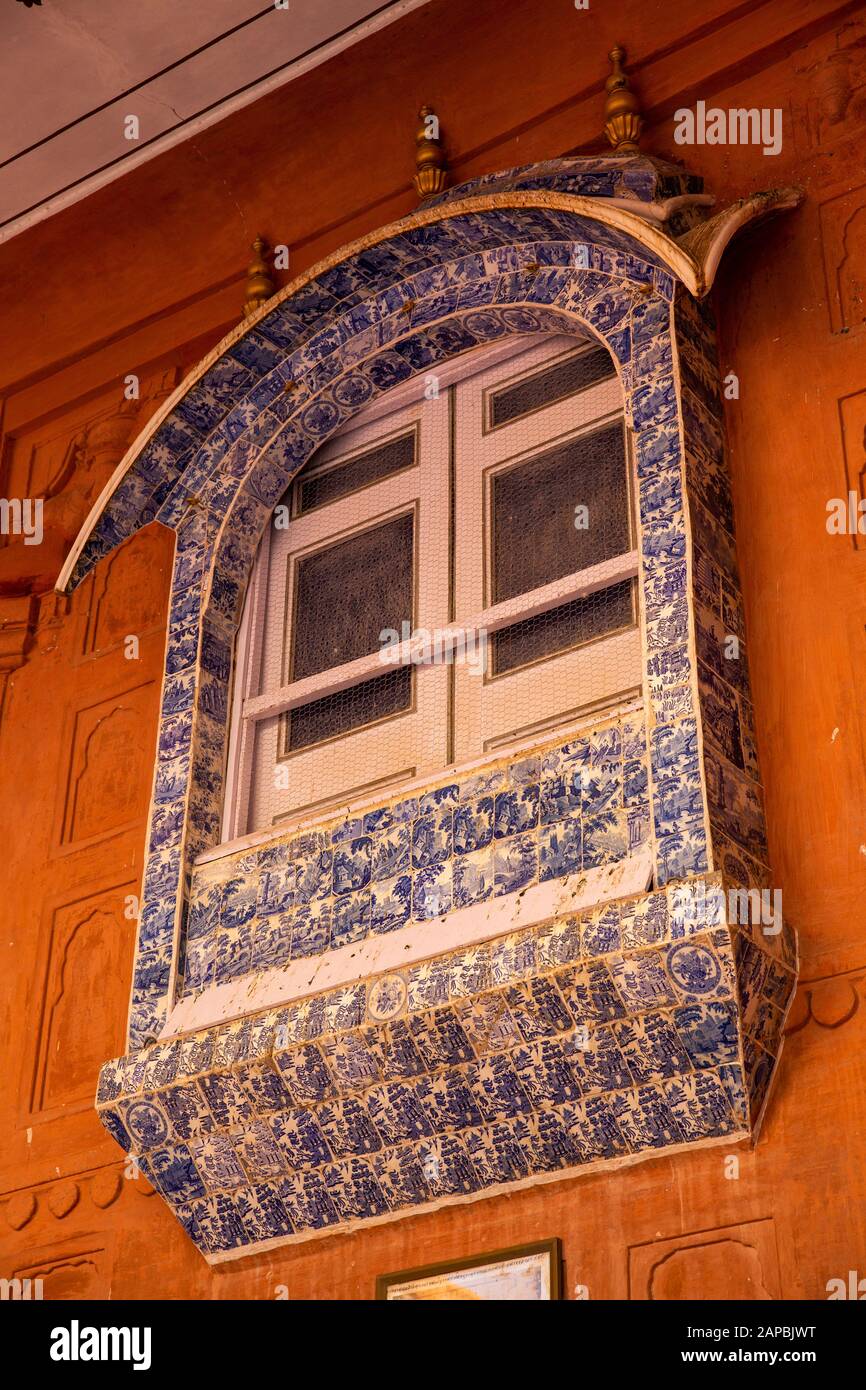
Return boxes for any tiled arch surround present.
[65,158,800,1259]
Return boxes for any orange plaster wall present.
[0,0,864,1300]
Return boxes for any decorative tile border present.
[183,709,650,999]
[95,873,797,1261]
[426,154,706,224]
[674,290,773,888]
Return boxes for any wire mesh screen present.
[492,579,636,676]
[295,430,416,515]
[282,666,413,754]
[492,421,629,602]
[489,345,616,428]
[290,512,414,682]
[490,419,632,675]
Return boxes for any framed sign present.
[376,1238,562,1300]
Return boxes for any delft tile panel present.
[97,873,796,1261]
[675,290,770,875]
[183,708,650,999]
[66,163,789,1197]
[427,155,703,212]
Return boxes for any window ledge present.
[96,867,797,1262]
[164,848,654,1038]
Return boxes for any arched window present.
[224,332,640,841]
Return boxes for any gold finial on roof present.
[414,105,447,201]
[604,45,643,155]
[243,236,275,318]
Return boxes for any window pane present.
[295,430,416,515]
[491,421,629,603]
[284,666,412,752]
[489,346,616,428]
[492,579,635,675]
[290,512,414,681]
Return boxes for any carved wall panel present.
[792,18,866,166]
[29,886,137,1118]
[10,1243,110,1300]
[79,529,172,660]
[58,684,157,848]
[820,184,866,336]
[629,1217,781,1299]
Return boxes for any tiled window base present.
[96,872,797,1262]
[183,707,653,1000]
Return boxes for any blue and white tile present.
[567,1024,633,1095]
[371,1146,430,1208]
[494,831,537,895]
[504,978,572,1041]
[662,1072,738,1140]
[535,916,582,969]
[490,931,536,987]
[332,835,372,895]
[416,1068,483,1131]
[273,1043,335,1104]
[319,1030,383,1092]
[453,795,494,854]
[555,961,625,1025]
[412,861,452,920]
[366,1082,432,1143]
[453,845,494,908]
[198,1072,253,1128]
[613,1012,692,1084]
[277,1170,338,1231]
[317,1097,382,1157]
[331,890,371,947]
[233,1120,287,1181]
[462,1123,529,1186]
[566,1095,630,1159]
[370,872,411,934]
[581,903,621,956]
[289,900,331,959]
[189,1133,247,1190]
[494,783,539,837]
[294,849,333,905]
[370,824,410,882]
[455,992,521,1054]
[411,807,452,867]
[538,818,582,882]
[406,957,451,1012]
[467,1054,532,1119]
[540,771,582,823]
[608,1085,682,1151]
[414,1135,477,1197]
[665,939,726,1000]
[408,1008,474,1069]
[674,1000,740,1069]
[510,1038,581,1107]
[235,1183,294,1241]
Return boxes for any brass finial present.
[604,45,643,155]
[414,106,447,200]
[243,236,275,317]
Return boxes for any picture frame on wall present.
[375,1238,562,1300]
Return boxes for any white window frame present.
[223,334,640,842]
